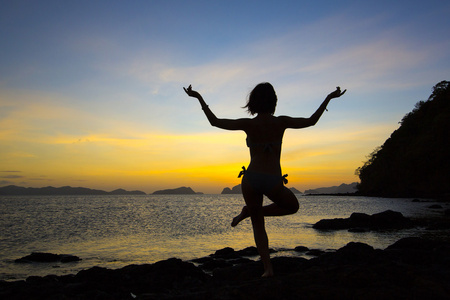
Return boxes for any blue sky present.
[1,0,449,193]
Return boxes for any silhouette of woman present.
[184,82,346,277]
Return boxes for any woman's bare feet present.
[231,206,248,227]
[261,269,274,278]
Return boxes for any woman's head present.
[244,82,277,115]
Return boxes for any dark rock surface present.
[1,238,449,299]
[313,210,415,230]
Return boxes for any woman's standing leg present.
[241,177,274,277]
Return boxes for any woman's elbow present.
[304,118,317,128]
[208,118,220,127]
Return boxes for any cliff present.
[356,81,450,199]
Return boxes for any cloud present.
[0,175,24,179]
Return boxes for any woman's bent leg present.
[264,185,299,216]
[231,205,248,227]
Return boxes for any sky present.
[1,0,449,194]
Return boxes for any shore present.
[1,235,449,300]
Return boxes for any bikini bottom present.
[238,166,288,195]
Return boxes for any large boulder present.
[313,210,414,230]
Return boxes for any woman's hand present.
[328,86,347,99]
[183,84,202,99]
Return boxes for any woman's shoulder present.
[273,115,292,127]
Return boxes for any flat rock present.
[15,252,81,263]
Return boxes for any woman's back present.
[245,114,285,174]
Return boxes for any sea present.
[0,194,448,281]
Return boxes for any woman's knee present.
[289,199,299,214]
[281,188,299,214]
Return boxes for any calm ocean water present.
[0,194,448,281]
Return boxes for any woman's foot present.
[261,269,274,278]
[231,206,248,227]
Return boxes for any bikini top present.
[246,137,282,152]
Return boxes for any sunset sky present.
[1,0,449,194]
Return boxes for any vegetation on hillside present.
[356,80,450,199]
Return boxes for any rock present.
[236,246,258,256]
[370,210,413,229]
[313,210,414,230]
[2,239,450,299]
[385,237,440,251]
[384,237,450,267]
[312,242,378,268]
[213,260,262,281]
[200,259,233,271]
[349,212,371,224]
[428,204,443,209]
[334,242,376,262]
[271,256,309,274]
[213,247,235,257]
[15,252,81,263]
[312,218,350,230]
[294,246,309,252]
[306,249,325,256]
[348,227,370,232]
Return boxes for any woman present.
[184,82,346,277]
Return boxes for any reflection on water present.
[0,194,448,280]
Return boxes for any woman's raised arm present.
[280,87,346,129]
[183,85,250,131]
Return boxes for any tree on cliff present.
[356,80,450,198]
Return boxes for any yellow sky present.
[0,89,396,193]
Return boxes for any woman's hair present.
[244,82,278,115]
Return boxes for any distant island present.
[305,182,358,195]
[0,185,146,196]
[152,187,202,195]
[221,184,242,194]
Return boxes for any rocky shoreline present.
[1,236,449,300]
